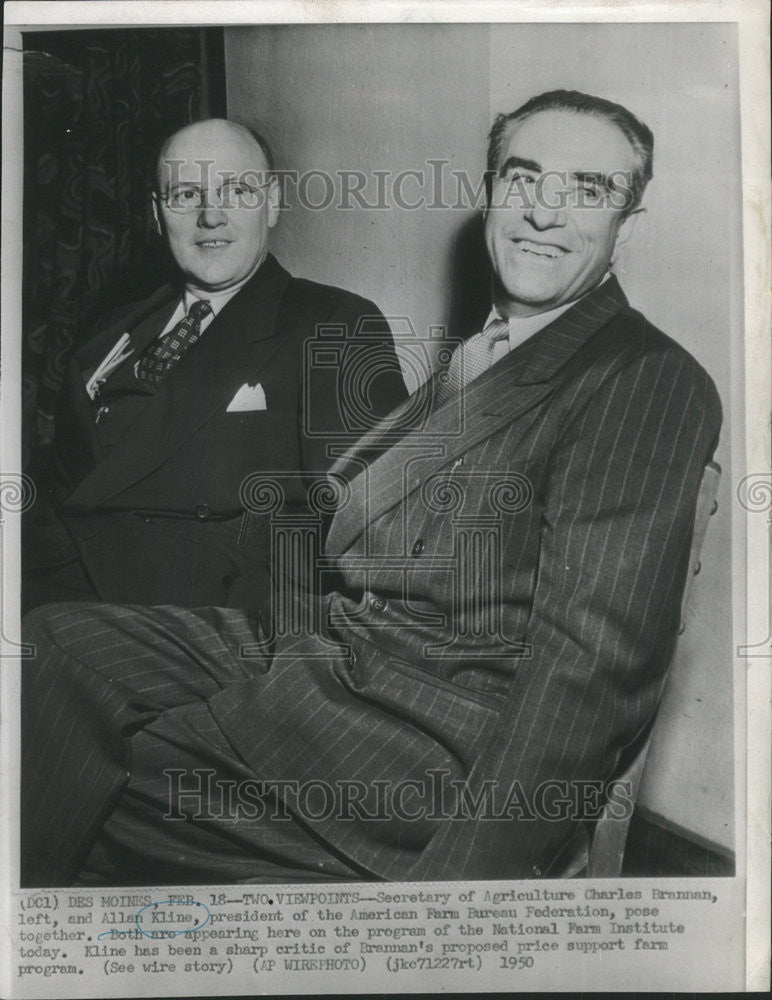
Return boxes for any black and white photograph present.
[1,1,768,996]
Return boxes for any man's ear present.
[151,192,163,236]
[483,169,494,220]
[611,207,644,264]
[266,175,281,229]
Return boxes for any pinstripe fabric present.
[81,700,362,885]
[22,604,259,885]
[22,276,722,884]
[22,602,364,885]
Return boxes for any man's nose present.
[524,181,568,230]
[197,197,228,228]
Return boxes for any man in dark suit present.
[23,118,407,611]
[22,91,721,886]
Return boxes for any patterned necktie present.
[136,299,212,386]
[434,317,509,407]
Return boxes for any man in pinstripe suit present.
[22,91,722,886]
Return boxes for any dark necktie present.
[434,317,509,407]
[136,299,212,386]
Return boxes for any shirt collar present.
[490,272,612,353]
[182,251,267,316]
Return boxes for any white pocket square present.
[226,382,267,412]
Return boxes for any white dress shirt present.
[487,273,612,365]
[157,277,250,339]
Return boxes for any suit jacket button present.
[370,596,387,613]
[347,650,357,670]
[531,864,543,877]
[195,504,212,520]
[411,538,425,557]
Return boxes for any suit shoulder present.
[592,305,719,402]
[609,304,699,356]
[87,285,175,336]
[88,300,139,333]
[559,304,722,437]
[284,275,383,320]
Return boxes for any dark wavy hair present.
[486,89,654,215]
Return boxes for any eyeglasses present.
[162,178,272,214]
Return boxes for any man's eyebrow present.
[498,155,542,176]
[572,170,614,190]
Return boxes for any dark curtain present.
[21,27,226,467]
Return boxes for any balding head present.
[155,119,274,192]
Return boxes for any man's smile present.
[510,238,568,259]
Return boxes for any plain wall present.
[226,23,491,388]
[225,23,739,850]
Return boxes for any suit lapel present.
[328,276,629,553]
[328,377,435,482]
[66,255,291,509]
[327,366,552,554]
[76,286,179,377]
[56,290,178,483]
